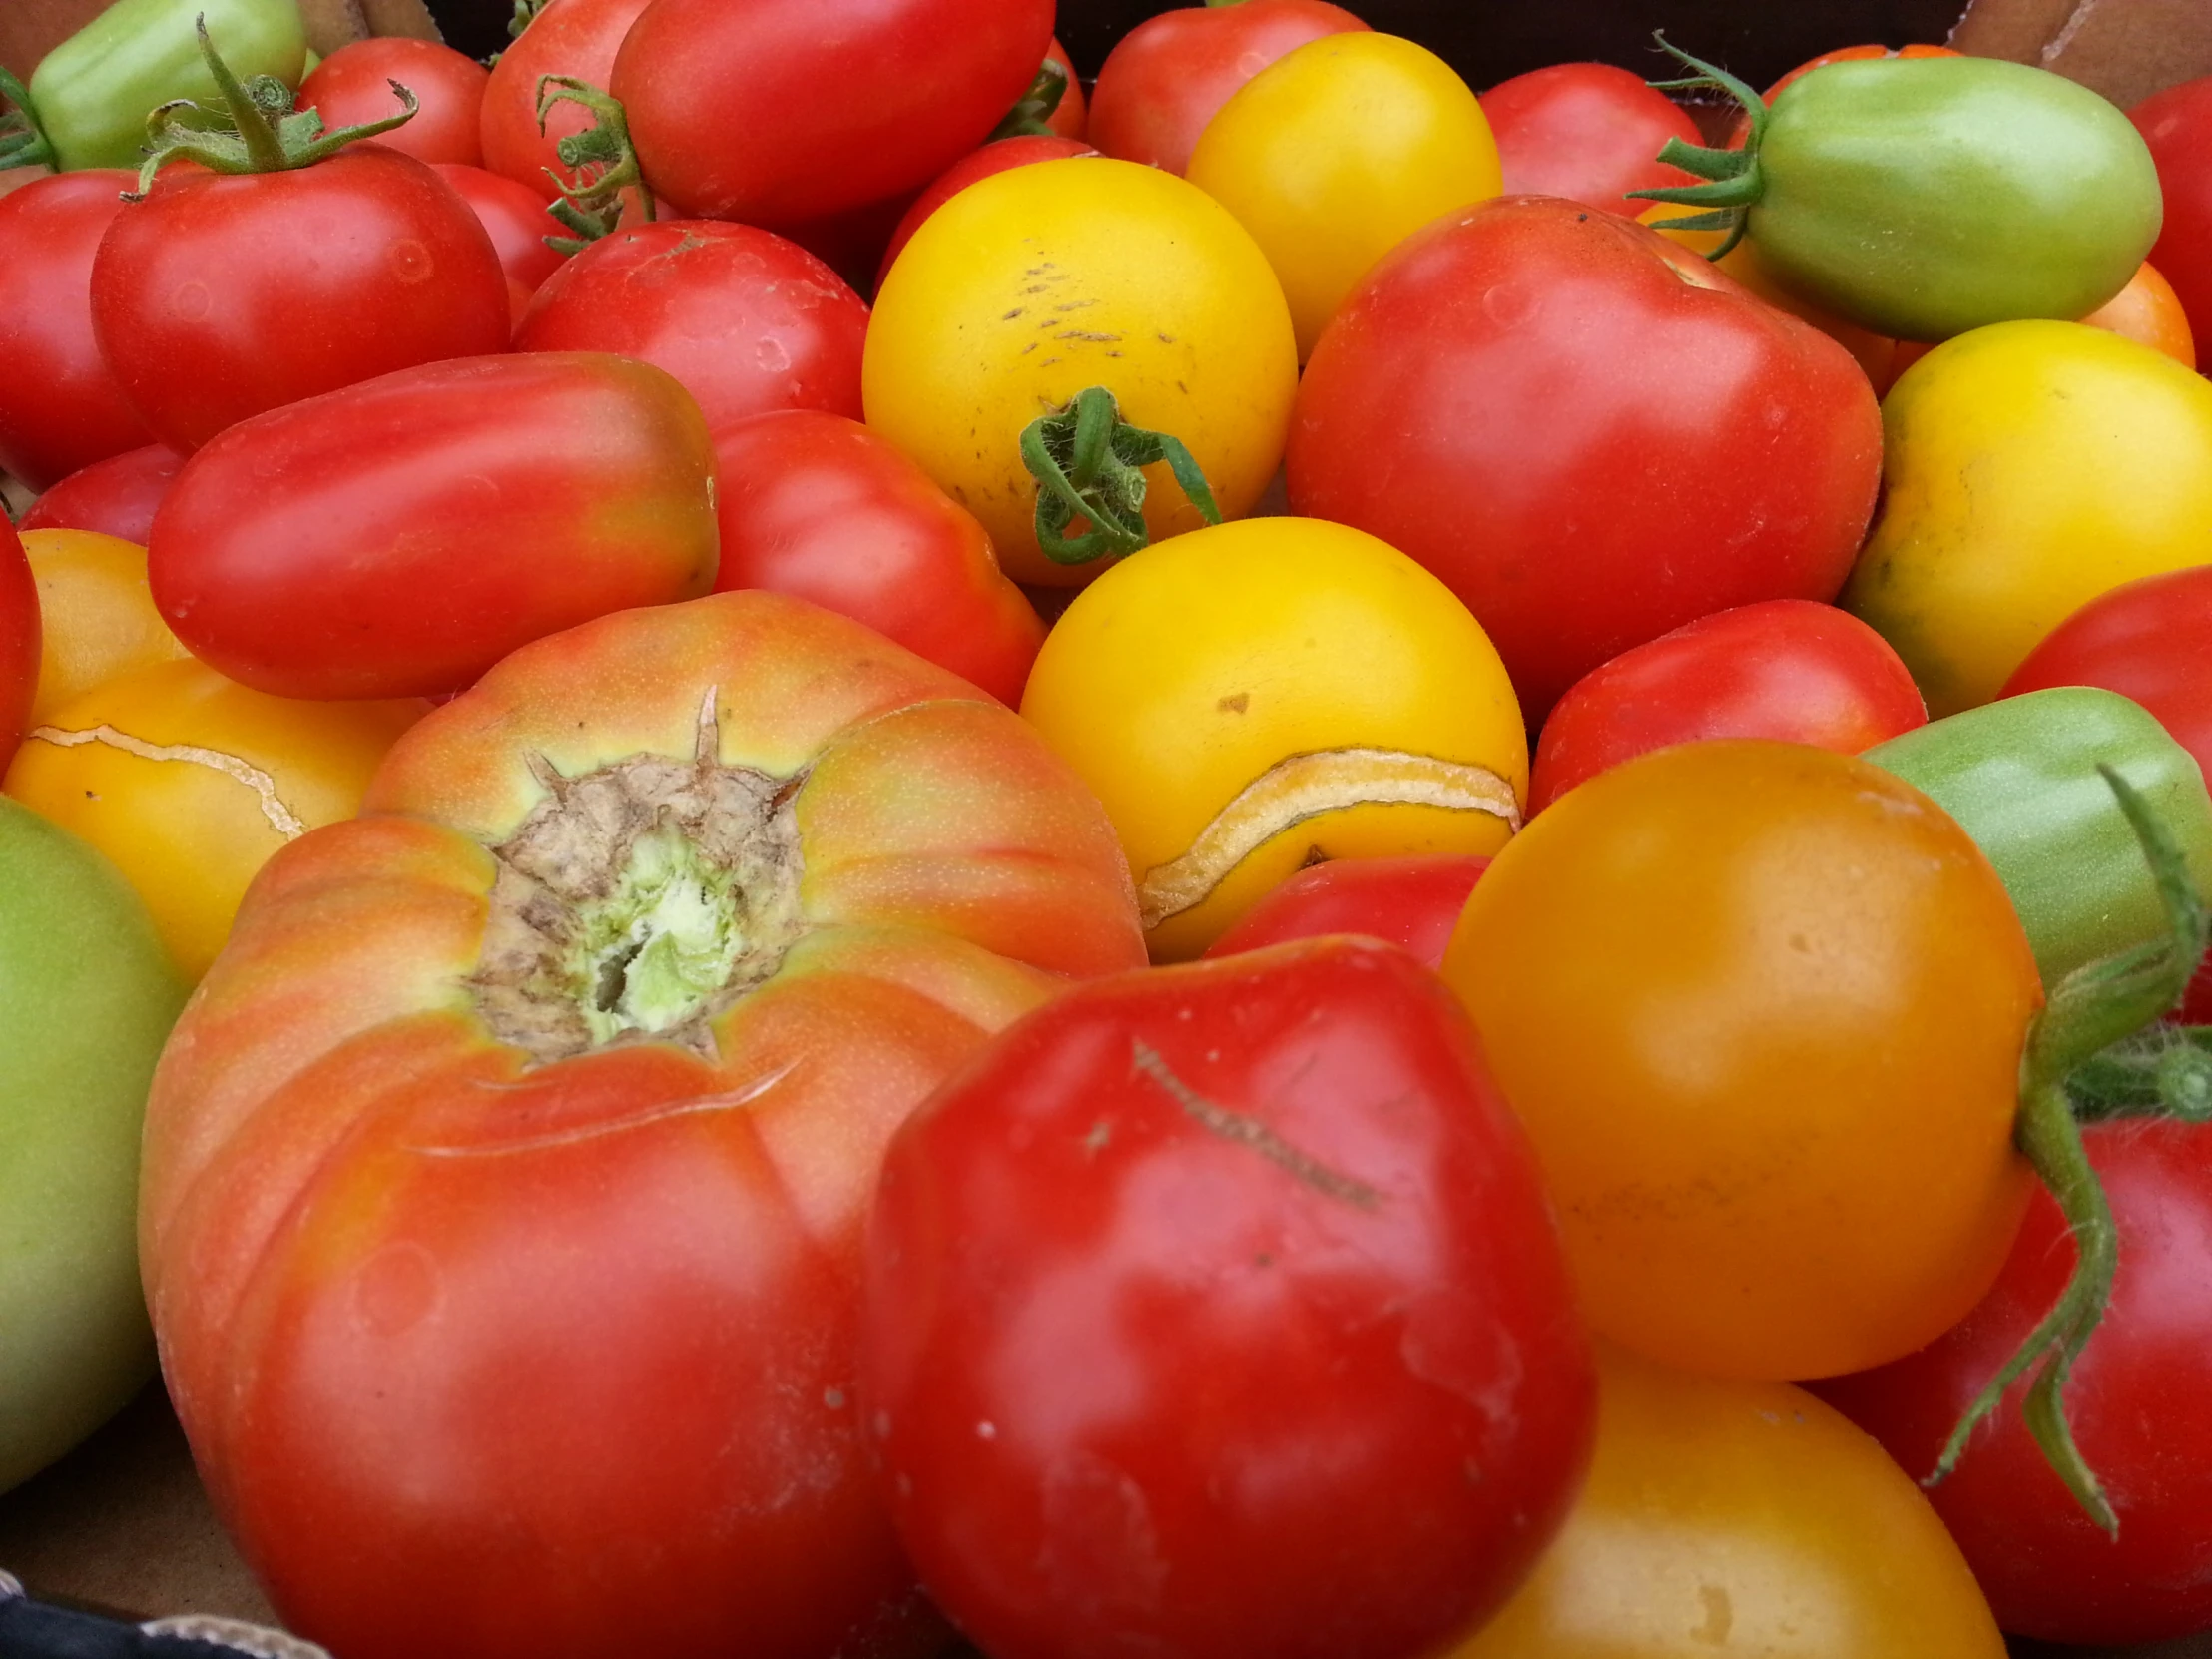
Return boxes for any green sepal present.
[534,75,651,253]
[0,65,56,173]
[988,60,1070,142]
[1019,386,1222,566]
[1624,34,1770,262]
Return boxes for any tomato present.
[1727,42,1958,147]
[877,135,1096,288]
[1088,0,1369,178]
[18,444,185,544]
[1843,321,2212,717]
[1290,197,1882,717]
[2130,75,2212,349]
[612,0,1053,227]
[148,352,717,701]
[0,521,36,773]
[1528,599,1926,814]
[0,172,155,491]
[1442,741,2040,1381]
[0,796,182,1494]
[1201,853,1486,969]
[1021,517,1525,961]
[864,157,1297,587]
[91,146,510,452]
[139,591,1145,1659]
[1888,260,2198,380]
[1479,62,1701,212]
[19,528,189,723]
[1817,1117,2212,1646]
[4,658,424,982]
[1187,32,1501,359]
[430,162,569,316]
[516,223,868,429]
[1450,1346,2005,1659]
[862,937,1594,1659]
[297,39,489,167]
[479,0,654,203]
[1041,37,1085,141]
[710,410,1043,706]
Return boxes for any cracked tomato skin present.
[140,592,1145,1659]
[860,936,1594,1659]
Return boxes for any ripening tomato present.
[1202,853,1487,968]
[1887,260,2198,381]
[18,444,184,545]
[1728,42,1958,147]
[431,164,568,301]
[478,0,654,202]
[2132,77,2212,349]
[877,136,1097,287]
[296,39,490,167]
[1443,741,2041,1382]
[0,522,36,773]
[18,529,189,722]
[1480,62,1701,211]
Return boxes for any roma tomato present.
[296,39,489,167]
[18,528,189,722]
[1088,0,1369,177]
[149,353,718,700]
[1021,518,1525,961]
[1201,853,1486,969]
[1479,62,1701,212]
[1443,741,2041,1382]
[1451,1347,2004,1659]
[1290,197,1881,717]
[1727,42,1958,146]
[0,521,36,772]
[1844,321,2212,716]
[2131,76,2212,348]
[862,938,1594,1659]
[516,223,868,429]
[711,411,1042,706]
[612,0,1052,226]
[0,172,155,491]
[877,135,1096,288]
[1188,32,1501,359]
[4,658,425,982]
[18,444,185,544]
[865,157,1297,587]
[140,592,1144,1659]
[431,162,570,315]
[1529,599,1926,814]
[479,0,654,201]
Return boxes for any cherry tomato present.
[1291,197,1882,717]
[1201,853,1486,969]
[1479,62,1701,212]
[296,38,489,167]
[0,172,154,491]
[91,147,510,452]
[0,522,36,772]
[1041,37,1086,141]
[862,937,1595,1659]
[1088,0,1369,177]
[711,410,1042,706]
[1529,599,1927,814]
[2129,76,2212,345]
[18,444,185,545]
[877,136,1096,289]
[1442,740,2041,1381]
[430,162,568,299]
[479,0,654,203]
[18,528,188,723]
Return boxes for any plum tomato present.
[2131,75,2212,349]
[431,163,569,299]
[0,521,36,772]
[18,444,185,545]
[1201,853,1487,969]
[861,937,1595,1659]
[296,38,490,167]
[877,135,1097,289]
[1727,42,1958,147]
[478,0,654,202]
[1479,62,1702,212]
[18,528,190,722]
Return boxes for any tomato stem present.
[989,61,1071,141]
[534,76,652,253]
[0,66,56,174]
[1624,35,1769,259]
[1019,386,1222,564]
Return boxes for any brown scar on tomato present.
[1130,1039,1381,1209]
[26,724,307,837]
[1217,693,1250,714]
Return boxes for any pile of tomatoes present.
[5,1,2212,1656]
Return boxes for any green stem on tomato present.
[1019,386,1222,565]
[534,75,651,252]
[989,60,1070,141]
[1624,34,1771,259]
[0,66,57,173]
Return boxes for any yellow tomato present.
[866,156,1297,588]
[1452,1347,2005,1659]
[20,529,190,723]
[1846,319,2212,716]
[1187,32,1501,359]
[1020,516,1525,960]
[5,660,426,980]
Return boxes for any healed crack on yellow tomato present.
[24,722,307,836]
[1134,746,1521,931]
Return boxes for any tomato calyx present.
[1019,385,1222,565]
[1624,36,1769,259]
[533,74,654,253]
[987,60,1072,142]
[0,66,56,174]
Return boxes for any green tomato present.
[0,797,184,1493]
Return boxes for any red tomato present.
[430,162,568,321]
[479,0,655,202]
[1088,0,1370,177]
[516,222,867,429]
[0,520,37,771]
[1815,1117,2212,1646]
[0,172,154,491]
[149,353,717,700]
[1478,63,1702,212]
[1044,37,1087,141]
[1202,854,1488,968]
[297,38,490,168]
[861,937,1594,1659]
[877,135,1096,286]
[2131,78,2212,349]
[1529,599,1927,813]
[19,443,185,544]
[612,0,1053,227]
[1290,198,1882,718]
[91,148,510,452]
[711,410,1042,705]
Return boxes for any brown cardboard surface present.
[1957,0,2212,107]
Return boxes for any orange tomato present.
[1891,261,2197,379]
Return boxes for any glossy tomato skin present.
[1529,599,1927,813]
[431,163,567,297]
[877,136,1096,287]
[19,444,185,545]
[149,353,718,700]
[612,0,1052,227]
[1088,0,1370,177]
[296,38,490,167]
[1042,37,1086,140]
[1479,62,1701,211]
[711,411,1043,705]
[2131,76,2212,349]
[1816,1118,2212,1645]
[0,172,155,492]
[862,937,1595,1659]
[1290,197,1882,717]
[91,146,510,452]
[1202,854,1487,968]
[516,223,867,429]
[479,0,654,201]
[0,523,37,773]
